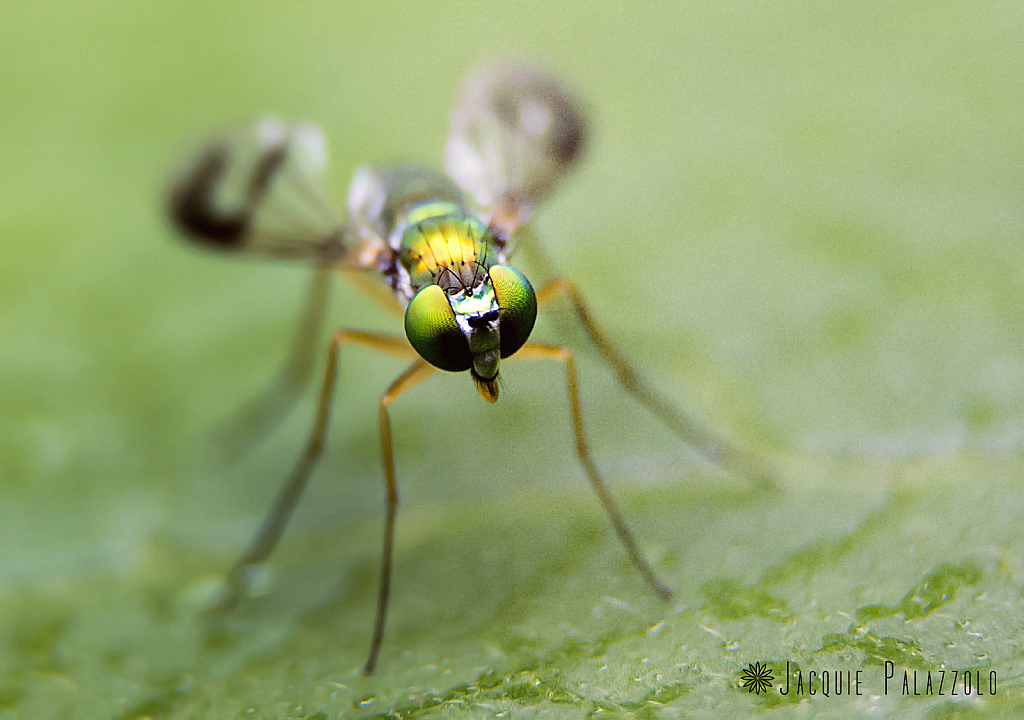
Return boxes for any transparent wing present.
[445,63,587,236]
[168,119,351,264]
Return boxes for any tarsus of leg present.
[514,341,673,602]
[535,277,775,489]
[363,359,435,676]
[215,329,417,612]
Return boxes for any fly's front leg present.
[536,277,775,488]
[215,328,417,610]
[364,359,435,676]
[515,341,673,601]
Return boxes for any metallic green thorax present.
[396,201,496,293]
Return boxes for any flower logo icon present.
[741,662,774,695]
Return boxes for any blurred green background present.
[3,1,1024,717]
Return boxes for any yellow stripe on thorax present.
[400,205,491,289]
[409,221,480,276]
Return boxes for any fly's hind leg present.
[211,266,332,462]
[515,341,673,601]
[211,266,406,463]
[536,277,775,488]
[214,328,418,610]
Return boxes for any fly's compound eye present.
[405,285,473,372]
[489,266,537,358]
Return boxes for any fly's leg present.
[363,359,435,676]
[211,266,332,462]
[536,277,775,488]
[509,223,556,286]
[215,328,417,610]
[212,266,409,462]
[515,341,673,601]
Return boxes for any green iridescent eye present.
[489,266,537,358]
[405,285,473,372]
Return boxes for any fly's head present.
[404,265,537,402]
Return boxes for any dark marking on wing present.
[168,142,287,248]
[549,103,585,165]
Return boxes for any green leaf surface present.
[2,1,1024,718]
